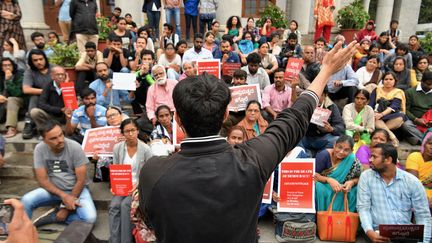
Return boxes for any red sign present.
[228,84,262,112]
[262,173,274,204]
[284,58,304,81]
[60,82,78,110]
[109,164,132,196]
[310,107,332,127]
[197,59,221,79]
[222,63,241,77]
[278,158,315,213]
[81,126,123,157]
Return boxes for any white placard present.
[112,72,136,91]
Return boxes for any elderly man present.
[146,64,178,125]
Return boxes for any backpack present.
[273,212,316,242]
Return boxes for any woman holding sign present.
[314,135,361,212]
[237,100,268,140]
[110,118,153,243]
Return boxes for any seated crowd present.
[1,9,432,243]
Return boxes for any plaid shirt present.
[357,168,431,242]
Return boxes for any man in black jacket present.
[70,0,99,53]
[30,66,71,131]
[138,41,358,243]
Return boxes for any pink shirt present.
[262,84,292,112]
[146,79,178,120]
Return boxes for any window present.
[242,0,276,18]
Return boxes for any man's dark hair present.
[85,41,97,50]
[30,32,44,42]
[95,62,109,70]
[140,49,155,60]
[269,32,280,42]
[274,68,285,75]
[194,33,204,40]
[80,87,97,99]
[395,43,408,54]
[163,23,174,32]
[422,70,432,82]
[221,34,234,46]
[39,120,62,138]
[373,143,398,164]
[220,39,231,46]
[288,32,298,41]
[0,58,18,76]
[233,69,247,79]
[109,35,122,43]
[390,20,399,26]
[246,52,261,64]
[172,73,231,137]
[315,37,326,44]
[114,7,122,12]
[27,49,49,71]
[125,13,132,18]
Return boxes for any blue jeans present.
[21,187,97,224]
[146,10,161,39]
[165,8,181,37]
[298,133,339,155]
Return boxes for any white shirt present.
[355,66,374,89]
[123,147,138,185]
[182,47,213,62]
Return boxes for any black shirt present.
[103,48,131,72]
[139,91,319,243]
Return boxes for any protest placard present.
[112,72,136,91]
[197,59,221,79]
[379,225,424,242]
[60,82,78,110]
[310,107,332,127]
[278,158,315,213]
[222,63,241,77]
[228,84,262,112]
[109,164,132,196]
[284,58,304,80]
[81,126,123,157]
[262,173,274,204]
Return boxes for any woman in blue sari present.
[314,135,361,212]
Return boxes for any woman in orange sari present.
[313,0,335,43]
[237,100,268,140]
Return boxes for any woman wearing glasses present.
[110,118,153,243]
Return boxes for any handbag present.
[317,192,359,242]
[274,212,316,242]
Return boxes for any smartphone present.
[0,204,13,235]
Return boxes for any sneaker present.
[33,207,58,227]
[22,121,35,139]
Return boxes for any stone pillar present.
[18,0,50,47]
[375,0,394,34]
[290,0,312,34]
[115,0,145,26]
[390,0,421,42]
[363,0,371,11]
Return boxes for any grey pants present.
[401,119,423,144]
[108,195,133,243]
[30,108,64,130]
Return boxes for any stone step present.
[4,151,34,166]
[0,179,112,210]
[0,164,35,179]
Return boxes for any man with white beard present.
[146,65,178,126]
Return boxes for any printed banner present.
[222,63,241,77]
[60,82,78,110]
[197,59,221,79]
[284,58,304,80]
[81,126,122,157]
[310,107,332,127]
[109,164,132,196]
[228,84,262,112]
[262,172,274,204]
[379,225,424,241]
[277,158,315,213]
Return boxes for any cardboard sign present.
[81,126,123,157]
[112,72,136,91]
[262,173,274,204]
[172,118,185,146]
[278,158,315,213]
[379,225,424,241]
[222,63,241,77]
[60,82,78,110]
[228,84,262,112]
[109,164,132,196]
[284,58,304,80]
[310,107,332,127]
[197,59,221,79]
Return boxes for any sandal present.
[4,127,17,138]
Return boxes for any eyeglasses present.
[107,113,120,119]
[54,73,66,77]
[123,128,137,134]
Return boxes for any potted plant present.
[49,43,80,82]
[256,2,288,36]
[336,0,370,42]
[97,16,115,52]
[420,32,432,63]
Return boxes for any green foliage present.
[336,0,370,30]
[419,0,432,24]
[49,43,80,68]
[97,16,115,40]
[257,3,288,29]
[421,32,432,54]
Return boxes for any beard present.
[157,77,167,85]
[36,43,45,50]
[99,75,109,81]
